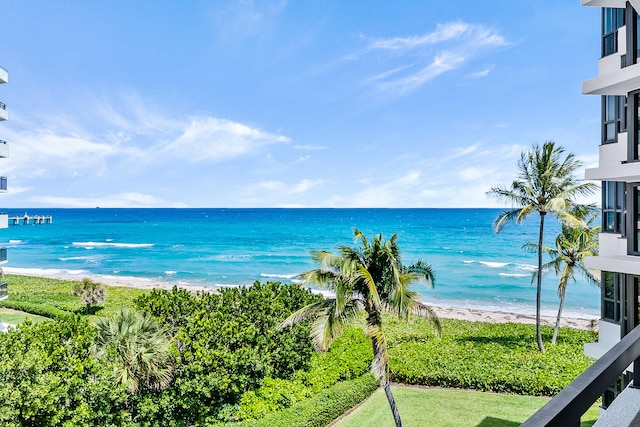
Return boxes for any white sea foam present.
[463,260,474,264]
[5,266,88,276]
[8,240,21,244]
[165,271,177,275]
[499,273,528,277]
[72,241,154,249]
[260,273,297,279]
[479,261,509,268]
[59,256,97,261]
[515,263,537,272]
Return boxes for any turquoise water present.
[0,208,600,317]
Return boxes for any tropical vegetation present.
[487,141,597,352]
[531,206,601,344]
[73,277,107,315]
[281,228,440,427]
[0,268,597,425]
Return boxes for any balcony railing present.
[522,324,640,426]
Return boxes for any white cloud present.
[468,66,494,79]
[247,178,322,195]
[362,22,508,96]
[31,192,186,208]
[293,144,328,150]
[291,179,323,193]
[5,95,291,179]
[158,117,290,162]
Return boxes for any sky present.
[0,0,602,208]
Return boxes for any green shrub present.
[0,299,70,319]
[233,327,373,421]
[216,374,379,427]
[387,317,596,396]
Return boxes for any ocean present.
[0,208,600,318]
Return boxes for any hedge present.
[215,374,379,427]
[0,299,70,319]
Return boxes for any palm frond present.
[358,264,381,309]
[279,299,336,330]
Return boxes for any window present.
[603,96,626,143]
[629,92,640,161]
[603,271,624,323]
[633,186,640,253]
[603,7,625,57]
[602,181,625,234]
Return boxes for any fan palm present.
[280,228,440,427]
[532,206,600,344]
[73,278,106,315]
[487,141,597,352]
[93,308,174,393]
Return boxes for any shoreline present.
[5,268,599,331]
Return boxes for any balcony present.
[583,61,640,95]
[582,0,628,6]
[0,140,9,159]
[522,324,640,426]
[0,66,6,85]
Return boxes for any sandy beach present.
[5,268,599,331]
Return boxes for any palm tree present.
[92,308,173,393]
[73,278,106,314]
[532,206,600,344]
[280,228,440,427]
[487,141,597,352]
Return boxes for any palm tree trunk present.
[552,293,565,345]
[537,213,546,353]
[369,312,403,427]
[383,381,403,427]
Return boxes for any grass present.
[385,316,597,396]
[0,274,149,320]
[0,307,49,324]
[333,386,599,427]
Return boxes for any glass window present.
[603,8,625,57]
[603,271,623,323]
[603,181,625,233]
[603,96,626,144]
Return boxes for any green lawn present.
[0,274,149,320]
[333,386,599,427]
[0,307,49,324]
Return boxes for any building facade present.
[0,66,8,301]
[582,0,640,408]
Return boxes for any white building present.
[0,66,8,301]
[581,0,640,408]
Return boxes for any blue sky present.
[0,1,601,208]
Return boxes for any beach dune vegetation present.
[487,141,597,353]
[92,307,174,393]
[280,228,440,427]
[72,277,107,315]
[0,275,597,426]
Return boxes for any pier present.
[9,213,53,225]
